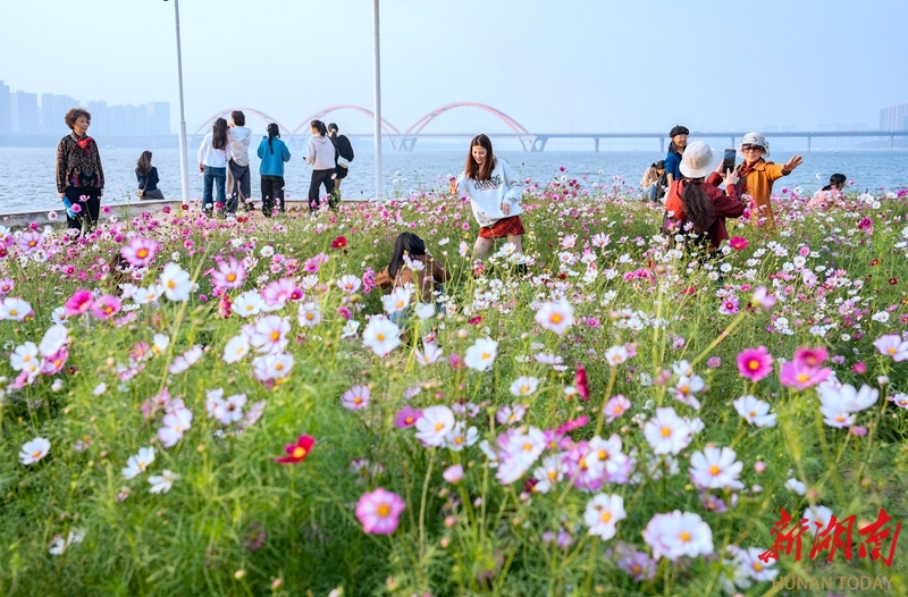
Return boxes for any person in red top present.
[663,141,744,251]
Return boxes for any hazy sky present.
[3,0,907,135]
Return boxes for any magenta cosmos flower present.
[394,406,422,428]
[779,359,831,390]
[91,294,122,319]
[211,257,246,290]
[355,487,405,535]
[63,289,94,317]
[736,346,773,382]
[121,237,161,267]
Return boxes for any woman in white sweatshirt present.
[305,119,338,212]
[226,110,252,216]
[448,134,524,264]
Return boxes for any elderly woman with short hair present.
[56,108,104,232]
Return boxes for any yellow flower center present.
[550,313,563,324]
[167,280,175,290]
[137,249,149,258]
[598,450,608,460]
[226,273,237,282]
[661,427,671,437]
[482,352,491,360]
[377,504,391,517]
[748,360,759,371]
[32,450,42,458]
[680,531,691,542]
[709,465,720,476]
[797,373,809,383]
[377,333,386,341]
[292,446,307,459]
[270,331,280,341]
[600,511,612,523]
[434,422,445,431]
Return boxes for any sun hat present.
[655,159,665,169]
[679,142,720,179]
[740,132,770,158]
[669,125,690,138]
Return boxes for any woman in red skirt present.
[448,134,525,263]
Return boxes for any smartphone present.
[722,149,737,173]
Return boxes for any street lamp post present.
[372,0,383,200]
[168,0,190,204]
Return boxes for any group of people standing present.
[195,111,355,217]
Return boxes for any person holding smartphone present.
[735,132,803,229]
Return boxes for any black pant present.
[309,169,336,211]
[261,175,285,216]
[64,186,101,233]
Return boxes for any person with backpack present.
[663,142,744,253]
[305,119,338,211]
[328,123,354,201]
[257,123,291,217]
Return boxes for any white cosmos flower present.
[0,297,32,321]
[415,342,443,366]
[802,505,834,535]
[157,407,193,448]
[223,334,250,364]
[688,447,744,490]
[534,299,574,336]
[39,325,70,357]
[362,317,401,356]
[149,470,179,494]
[642,511,714,561]
[19,437,51,466]
[414,405,455,447]
[733,395,777,427]
[159,263,192,302]
[464,337,498,371]
[49,529,85,555]
[297,302,322,327]
[382,288,412,315]
[250,315,290,354]
[604,345,629,366]
[509,376,540,397]
[122,447,156,480]
[584,493,627,540]
[10,341,39,372]
[785,478,807,495]
[337,274,362,293]
[415,303,436,320]
[643,407,692,455]
[234,291,264,318]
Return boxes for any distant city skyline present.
[0,80,170,137]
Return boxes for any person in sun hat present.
[735,132,803,229]
[663,141,744,251]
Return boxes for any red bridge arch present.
[291,104,401,137]
[191,107,291,137]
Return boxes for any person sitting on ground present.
[664,125,689,186]
[135,151,165,200]
[663,141,744,253]
[448,134,525,267]
[736,132,803,229]
[808,173,847,210]
[640,160,666,202]
[374,232,450,324]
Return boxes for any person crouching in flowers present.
[663,142,744,257]
[375,232,449,326]
[448,134,525,268]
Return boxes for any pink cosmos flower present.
[729,237,748,251]
[779,360,831,390]
[211,258,246,290]
[121,237,160,267]
[355,488,405,535]
[604,395,632,423]
[736,347,773,382]
[63,289,94,317]
[91,294,122,319]
[873,334,908,362]
[394,406,422,428]
[719,297,740,315]
[341,385,371,411]
[750,286,777,310]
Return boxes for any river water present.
[1,147,905,212]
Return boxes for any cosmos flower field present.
[1,173,908,596]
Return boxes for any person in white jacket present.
[305,119,338,211]
[197,117,228,216]
[226,110,252,216]
[448,134,525,264]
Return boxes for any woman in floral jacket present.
[56,108,104,232]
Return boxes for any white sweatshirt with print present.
[456,159,523,227]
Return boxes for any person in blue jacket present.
[663,124,689,187]
[257,123,291,216]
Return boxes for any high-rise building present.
[11,91,40,135]
[85,100,109,136]
[41,93,79,135]
[879,104,908,131]
[0,80,10,134]
[148,102,170,135]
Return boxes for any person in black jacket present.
[328,123,354,201]
[135,151,164,200]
